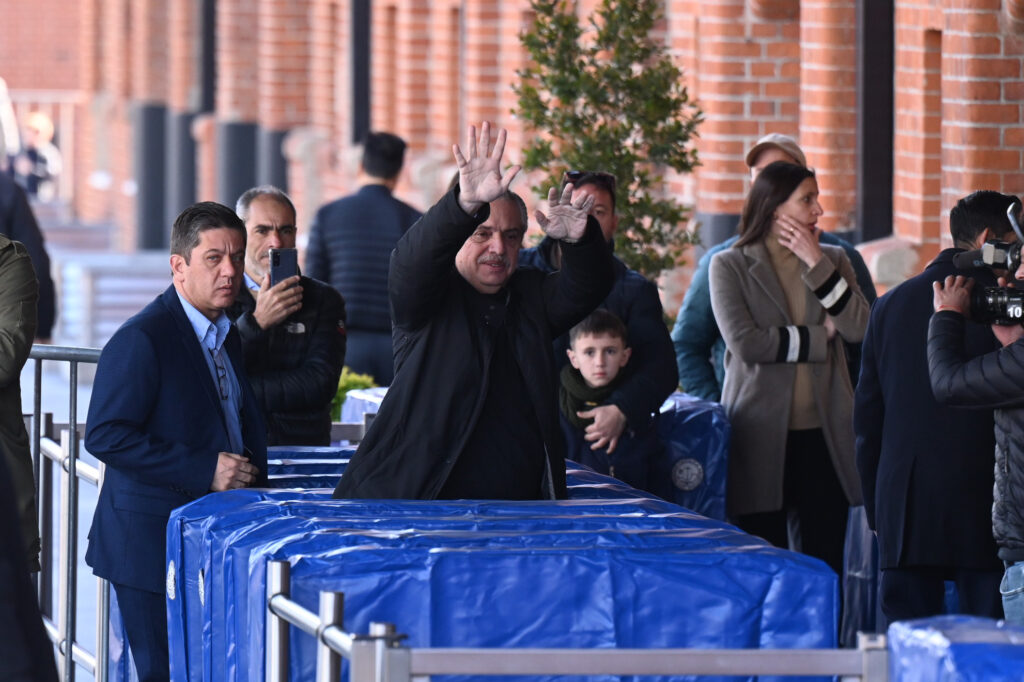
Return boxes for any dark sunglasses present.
[562,170,617,195]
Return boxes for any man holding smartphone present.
[227,185,347,446]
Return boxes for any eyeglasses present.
[209,348,228,401]
[563,170,617,195]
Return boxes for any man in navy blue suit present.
[85,202,268,681]
[855,190,1011,625]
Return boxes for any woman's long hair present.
[735,162,816,248]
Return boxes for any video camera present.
[952,201,1024,325]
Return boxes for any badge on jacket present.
[284,322,306,334]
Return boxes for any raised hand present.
[453,122,521,215]
[535,183,595,242]
[253,274,302,329]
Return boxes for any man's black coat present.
[226,276,346,446]
[333,189,612,500]
[855,249,1001,570]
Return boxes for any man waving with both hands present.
[333,122,613,501]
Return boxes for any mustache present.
[477,255,510,266]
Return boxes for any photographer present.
[929,198,1024,626]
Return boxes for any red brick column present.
[691,2,800,218]
[941,3,1024,240]
[393,0,431,153]
[258,0,312,131]
[218,0,259,121]
[427,1,462,151]
[371,3,398,133]
[891,2,942,252]
[463,0,505,128]
[799,0,857,233]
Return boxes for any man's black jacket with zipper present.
[227,276,346,446]
[333,188,613,500]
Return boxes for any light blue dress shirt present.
[175,290,245,454]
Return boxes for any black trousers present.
[735,428,849,578]
[112,582,169,682]
[880,566,1004,627]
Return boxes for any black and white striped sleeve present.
[813,270,852,315]
[774,325,811,363]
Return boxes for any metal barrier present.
[27,344,369,682]
[29,344,106,682]
[264,560,890,682]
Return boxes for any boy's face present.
[567,332,631,388]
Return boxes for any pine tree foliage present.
[515,0,703,278]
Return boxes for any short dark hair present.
[568,308,629,347]
[235,185,296,224]
[171,202,246,263]
[949,190,1020,248]
[735,162,816,248]
[362,131,407,179]
[560,170,617,212]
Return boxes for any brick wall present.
[5,0,1024,301]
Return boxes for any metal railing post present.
[38,411,55,618]
[96,541,110,682]
[315,591,344,682]
[57,426,78,682]
[858,632,888,682]
[266,560,291,682]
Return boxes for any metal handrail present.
[29,344,105,682]
[264,560,890,682]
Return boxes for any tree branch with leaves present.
[515,0,703,279]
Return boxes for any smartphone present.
[269,248,298,287]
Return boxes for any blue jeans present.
[1000,562,1024,625]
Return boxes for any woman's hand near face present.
[775,213,823,268]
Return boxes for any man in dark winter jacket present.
[929,195,1024,626]
[856,190,1009,626]
[306,131,421,385]
[519,170,677,454]
[227,186,346,446]
[333,123,613,500]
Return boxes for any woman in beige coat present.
[709,161,868,576]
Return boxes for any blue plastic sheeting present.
[888,615,1024,681]
[166,483,838,682]
[341,389,731,520]
[656,392,730,520]
[266,445,352,488]
[339,386,388,423]
[842,506,881,646]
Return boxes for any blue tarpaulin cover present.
[165,468,838,682]
[888,615,1024,681]
[341,390,730,518]
[656,392,729,520]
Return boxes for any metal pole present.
[39,412,55,620]
[65,361,81,682]
[96,577,110,682]
[315,592,344,682]
[266,560,290,682]
[858,632,889,682]
[57,426,78,682]
[32,355,42,598]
